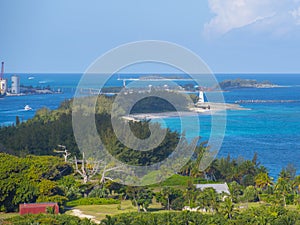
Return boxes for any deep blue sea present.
[1,73,300,179]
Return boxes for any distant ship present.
[28,76,35,80]
[24,105,32,111]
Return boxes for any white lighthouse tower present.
[198,91,205,104]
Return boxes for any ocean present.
[1,73,300,178]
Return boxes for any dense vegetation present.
[0,153,72,212]
[0,92,190,156]
[1,94,300,224]
[100,206,300,225]
[3,213,96,225]
[218,78,274,90]
[0,111,79,156]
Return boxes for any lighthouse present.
[198,91,205,104]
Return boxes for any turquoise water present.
[152,75,300,178]
[1,73,300,178]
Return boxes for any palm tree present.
[292,175,300,194]
[101,215,116,225]
[255,172,273,190]
[228,181,243,203]
[279,169,292,181]
[237,160,256,184]
[196,188,220,213]
[275,177,292,207]
[162,187,172,210]
[221,197,234,219]
[184,180,198,207]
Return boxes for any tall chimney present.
[0,62,4,80]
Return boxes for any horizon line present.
[2,72,300,75]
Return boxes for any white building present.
[11,75,20,94]
[0,79,7,95]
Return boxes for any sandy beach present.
[123,102,248,121]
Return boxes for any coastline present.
[123,102,248,121]
[123,111,201,121]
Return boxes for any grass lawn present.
[236,202,267,210]
[236,202,300,211]
[0,212,19,220]
[286,204,299,211]
[65,200,163,222]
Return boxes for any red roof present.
[19,202,59,215]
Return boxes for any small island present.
[218,78,277,90]
[6,84,62,96]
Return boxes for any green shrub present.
[46,206,55,214]
[88,187,109,198]
[100,211,227,225]
[66,198,120,207]
[4,213,96,225]
[37,195,68,212]
[100,206,300,225]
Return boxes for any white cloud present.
[204,0,300,38]
[290,6,300,25]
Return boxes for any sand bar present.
[123,102,248,121]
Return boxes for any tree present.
[156,187,183,210]
[126,186,153,212]
[275,178,292,207]
[13,181,38,206]
[221,197,235,219]
[54,145,71,162]
[242,186,259,207]
[180,143,206,177]
[292,175,300,195]
[255,172,273,190]
[98,162,125,186]
[36,179,67,209]
[0,153,71,212]
[280,164,296,181]
[279,169,292,181]
[57,175,81,200]
[74,152,100,184]
[196,188,220,213]
[89,186,109,198]
[228,181,243,203]
[15,116,20,126]
[184,180,199,207]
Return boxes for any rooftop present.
[195,183,230,195]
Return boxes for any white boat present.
[28,76,35,80]
[24,105,32,111]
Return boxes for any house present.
[195,183,230,195]
[183,183,231,212]
[19,202,59,215]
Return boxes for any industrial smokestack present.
[0,62,4,80]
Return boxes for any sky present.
[1,0,300,73]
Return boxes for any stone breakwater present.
[235,99,300,104]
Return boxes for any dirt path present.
[70,209,100,224]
